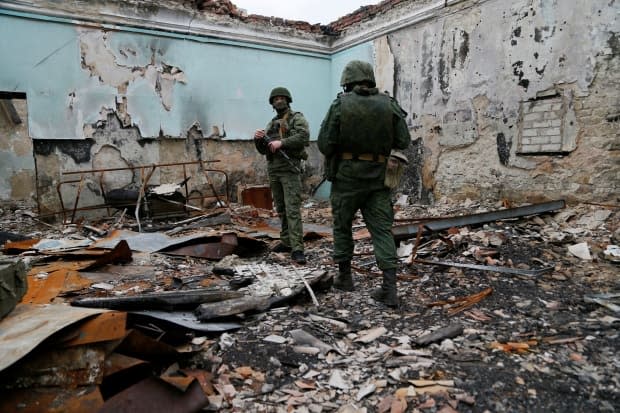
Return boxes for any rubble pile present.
[0,198,618,412]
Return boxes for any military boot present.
[371,268,398,307]
[333,261,354,291]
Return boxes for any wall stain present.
[607,32,619,57]
[534,26,555,43]
[512,61,529,90]
[33,139,95,164]
[421,31,434,104]
[439,37,449,103]
[496,133,511,166]
[459,31,469,67]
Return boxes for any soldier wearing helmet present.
[254,87,310,264]
[317,60,411,307]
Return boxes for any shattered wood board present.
[233,264,326,298]
[0,303,108,372]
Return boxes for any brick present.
[522,129,538,137]
[532,120,555,128]
[541,143,562,151]
[524,112,543,121]
[549,135,563,144]
[532,103,552,112]
[521,144,541,152]
[540,127,561,135]
[543,111,561,120]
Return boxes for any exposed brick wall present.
[329,0,412,33]
[519,98,564,153]
[192,0,415,35]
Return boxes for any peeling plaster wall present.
[0,14,332,141]
[0,11,331,212]
[381,0,619,203]
[0,99,35,201]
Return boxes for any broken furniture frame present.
[53,160,229,223]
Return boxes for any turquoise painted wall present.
[330,44,375,98]
[0,12,370,141]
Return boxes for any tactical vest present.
[339,91,394,156]
[266,111,307,161]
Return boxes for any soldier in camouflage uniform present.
[254,87,310,264]
[317,61,411,307]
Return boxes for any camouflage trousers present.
[330,185,397,270]
[269,172,304,252]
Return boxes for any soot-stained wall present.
[378,0,619,203]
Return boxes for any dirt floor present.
[0,198,618,412]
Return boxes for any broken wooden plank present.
[414,324,464,346]
[195,296,271,320]
[71,289,243,311]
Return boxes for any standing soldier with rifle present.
[254,87,310,264]
[318,61,411,307]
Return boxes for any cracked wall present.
[381,0,619,203]
[0,98,35,202]
[0,11,331,213]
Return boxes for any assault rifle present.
[262,133,301,174]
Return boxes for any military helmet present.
[269,87,292,104]
[340,60,376,87]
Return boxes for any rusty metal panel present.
[81,240,133,270]
[114,330,179,361]
[241,185,273,210]
[21,268,68,304]
[57,311,127,347]
[0,386,104,413]
[2,238,39,253]
[98,376,208,413]
[100,353,151,400]
[0,304,108,372]
[1,345,106,388]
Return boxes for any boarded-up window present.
[517,95,576,154]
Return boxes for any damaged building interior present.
[0,0,618,411]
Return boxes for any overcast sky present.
[232,0,379,24]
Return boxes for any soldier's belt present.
[341,152,386,162]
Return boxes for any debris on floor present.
[0,198,618,412]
